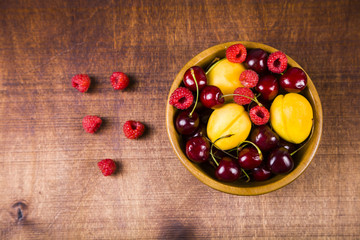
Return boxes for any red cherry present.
[200,85,224,108]
[280,67,307,93]
[186,136,210,163]
[215,157,241,182]
[238,146,262,170]
[183,66,207,91]
[255,74,279,101]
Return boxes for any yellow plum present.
[207,103,251,150]
[270,93,313,144]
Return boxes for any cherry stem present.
[209,134,235,167]
[236,140,263,160]
[221,93,262,106]
[241,169,250,182]
[290,119,315,156]
[188,68,199,118]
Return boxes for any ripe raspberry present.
[82,115,102,133]
[226,44,247,63]
[249,106,270,125]
[110,72,129,90]
[233,87,254,105]
[123,120,145,139]
[267,51,288,73]
[169,87,194,110]
[98,159,116,176]
[239,70,259,88]
[72,74,91,93]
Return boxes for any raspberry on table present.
[82,115,102,133]
[169,87,194,110]
[239,70,259,88]
[123,120,145,139]
[249,105,270,125]
[72,74,91,93]
[110,72,129,90]
[233,87,254,105]
[98,159,116,176]
[267,51,288,73]
[226,44,247,63]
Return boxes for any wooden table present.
[1,0,359,239]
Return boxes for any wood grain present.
[0,0,359,239]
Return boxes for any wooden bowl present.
[166,41,323,195]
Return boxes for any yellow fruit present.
[270,93,313,144]
[207,103,251,150]
[206,59,246,100]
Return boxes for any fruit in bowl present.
[166,41,323,195]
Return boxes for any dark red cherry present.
[238,146,262,170]
[200,85,225,108]
[215,157,240,182]
[255,74,279,101]
[250,125,279,152]
[244,48,268,74]
[279,67,307,93]
[278,138,297,153]
[183,66,207,91]
[175,110,199,135]
[185,136,210,163]
[252,163,272,181]
[267,147,294,174]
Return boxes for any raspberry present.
[110,72,129,90]
[123,120,145,139]
[267,51,288,73]
[249,106,270,125]
[233,87,254,105]
[72,74,91,93]
[169,87,194,110]
[82,115,102,133]
[226,44,247,63]
[239,70,259,88]
[98,159,116,176]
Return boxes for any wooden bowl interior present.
[166,41,323,195]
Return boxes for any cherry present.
[215,157,241,182]
[252,163,272,181]
[267,147,294,174]
[175,110,199,135]
[255,74,279,101]
[279,67,307,93]
[186,136,210,163]
[183,66,207,92]
[238,146,262,170]
[250,125,279,152]
[244,48,268,74]
[278,138,297,153]
[200,85,224,108]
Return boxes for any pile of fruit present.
[169,43,313,182]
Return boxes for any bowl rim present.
[166,41,323,195]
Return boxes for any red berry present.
[110,72,129,90]
[123,120,145,139]
[98,159,116,176]
[72,74,91,93]
[226,44,247,63]
[169,87,194,110]
[267,51,288,73]
[82,115,102,133]
[249,106,270,125]
[239,70,259,88]
[233,87,254,105]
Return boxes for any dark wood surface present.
[0,0,359,239]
